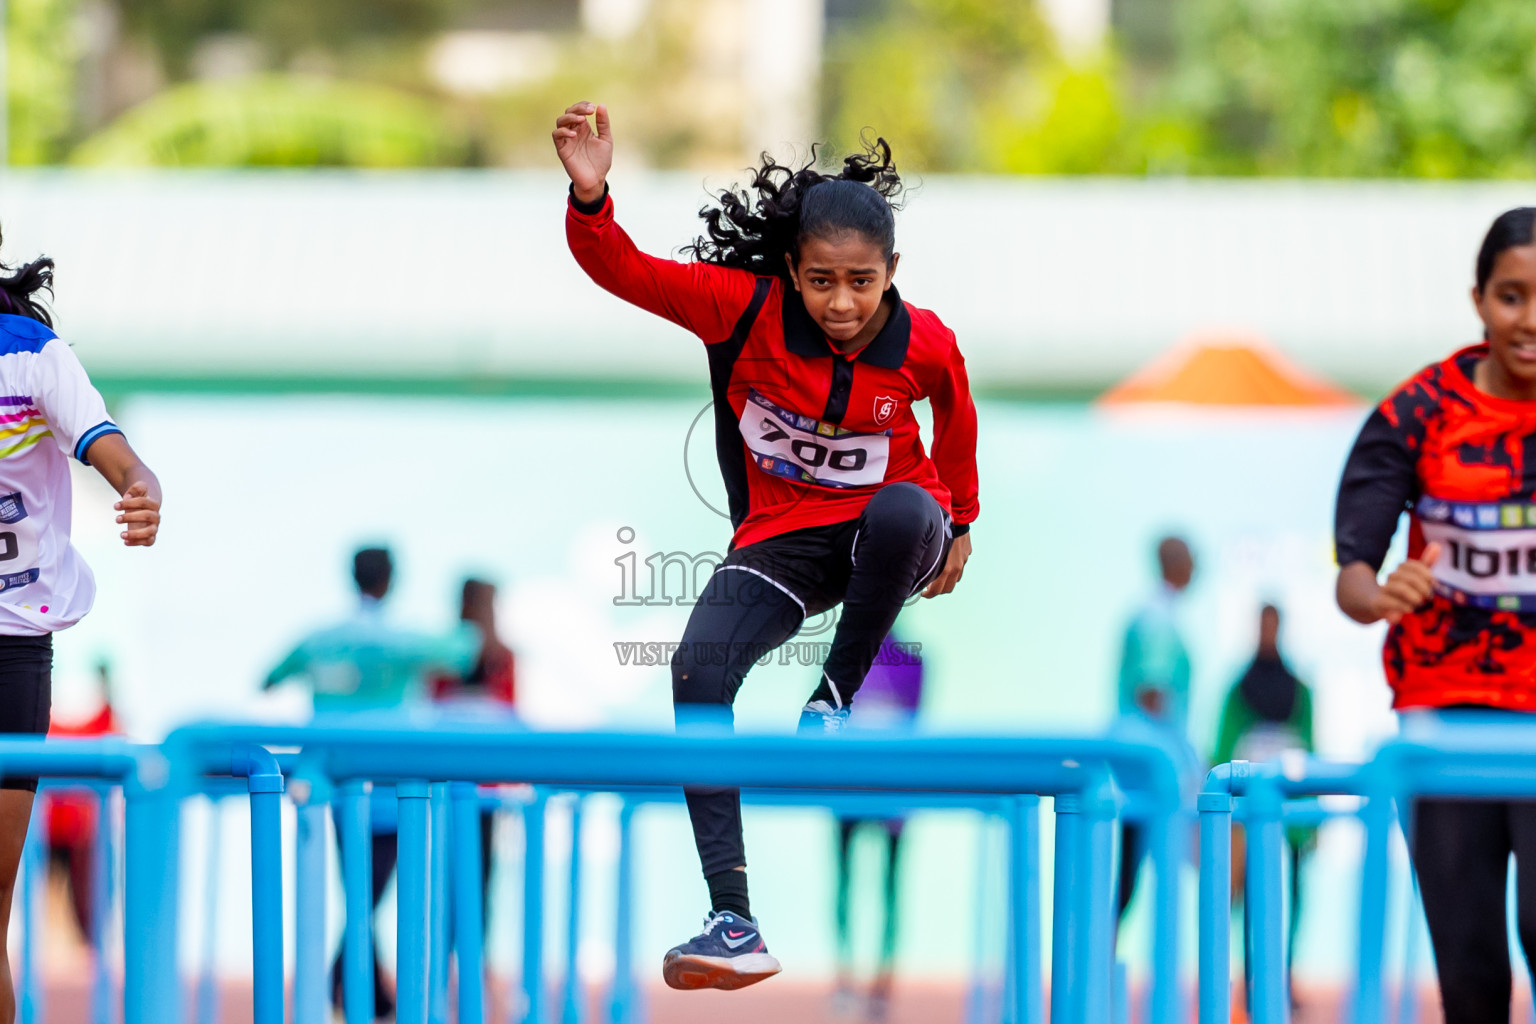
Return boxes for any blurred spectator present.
[263,546,475,1020]
[264,547,475,715]
[430,578,515,708]
[430,577,517,964]
[1215,603,1315,1008]
[832,631,923,1022]
[1116,536,1194,922]
[44,660,118,945]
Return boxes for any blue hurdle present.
[0,722,1196,1024]
[151,721,1188,1024]
[1204,718,1536,1024]
[583,787,1031,1024]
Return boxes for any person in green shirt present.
[1117,536,1194,922]
[1214,603,1315,1009]
[264,546,476,1019]
[265,547,478,716]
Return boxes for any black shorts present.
[723,510,953,617]
[0,633,52,793]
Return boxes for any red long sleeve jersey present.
[567,193,980,550]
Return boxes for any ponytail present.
[0,227,55,328]
[686,135,904,279]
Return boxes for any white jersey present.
[0,315,122,636]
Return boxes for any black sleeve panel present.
[1335,407,1420,571]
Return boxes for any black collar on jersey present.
[780,283,911,368]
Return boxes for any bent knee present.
[867,482,932,516]
[863,483,941,543]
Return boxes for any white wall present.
[0,169,1521,392]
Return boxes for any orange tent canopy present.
[1098,333,1357,407]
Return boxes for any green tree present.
[820,0,1134,173]
[5,0,79,164]
[482,0,768,170]
[71,75,470,167]
[1167,0,1536,177]
[115,0,462,78]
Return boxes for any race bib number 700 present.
[739,389,890,490]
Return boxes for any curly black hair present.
[685,135,903,279]
[0,226,55,327]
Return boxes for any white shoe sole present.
[662,950,782,991]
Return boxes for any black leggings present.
[673,482,950,877]
[0,633,52,792]
[837,819,904,975]
[1413,798,1536,1024]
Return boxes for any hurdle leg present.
[608,799,637,1024]
[1352,793,1394,1024]
[194,798,224,1024]
[452,783,486,1024]
[1198,790,1233,1024]
[18,796,44,1024]
[969,815,999,1024]
[1051,792,1085,1024]
[338,781,376,1024]
[1148,807,1186,1024]
[430,783,452,1024]
[1080,774,1119,1024]
[398,780,433,1024]
[90,787,115,1024]
[294,779,332,1024]
[561,797,586,1024]
[522,790,549,1024]
[245,758,286,1024]
[1396,868,1424,1024]
[1010,797,1043,1024]
[125,769,182,1024]
[1246,778,1288,1024]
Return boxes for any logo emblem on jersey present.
[873,395,899,427]
[0,493,26,524]
[0,568,39,592]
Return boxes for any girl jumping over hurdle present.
[553,102,978,991]
[0,230,162,1023]
[1336,208,1536,1024]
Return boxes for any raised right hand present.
[1371,542,1442,625]
[552,101,612,205]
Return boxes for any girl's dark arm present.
[921,329,979,598]
[1334,407,1427,624]
[85,433,161,547]
[927,330,979,530]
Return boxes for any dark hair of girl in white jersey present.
[0,229,55,327]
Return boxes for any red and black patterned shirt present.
[1336,344,1536,709]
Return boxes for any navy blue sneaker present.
[662,911,782,990]
[797,698,851,734]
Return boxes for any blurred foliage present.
[115,0,462,77]
[5,0,80,164]
[9,0,1536,176]
[823,0,1536,177]
[479,0,758,170]
[821,0,1138,173]
[70,75,471,166]
[1165,0,1536,177]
